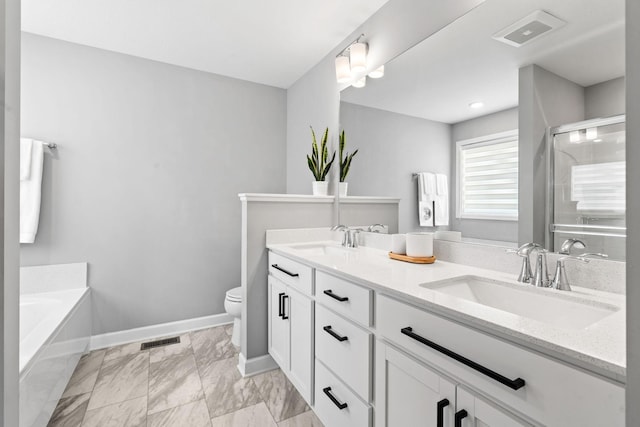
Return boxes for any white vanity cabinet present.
[375,342,531,427]
[377,294,625,427]
[267,254,314,404]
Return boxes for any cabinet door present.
[375,341,456,427]
[268,277,289,369]
[288,286,314,404]
[455,387,532,427]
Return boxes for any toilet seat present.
[226,286,242,303]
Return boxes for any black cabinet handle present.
[271,264,299,277]
[323,289,349,302]
[278,292,285,318]
[401,327,525,391]
[323,325,348,342]
[454,409,468,427]
[437,398,449,427]
[282,295,289,320]
[322,386,348,410]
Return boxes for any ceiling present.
[21,0,390,89]
[341,0,625,124]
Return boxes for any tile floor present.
[47,324,324,427]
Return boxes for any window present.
[456,130,518,220]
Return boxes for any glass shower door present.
[550,116,626,260]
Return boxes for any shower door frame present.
[545,114,626,252]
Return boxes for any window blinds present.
[571,161,625,213]
[458,138,519,219]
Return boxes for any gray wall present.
[20,33,287,335]
[518,65,585,245]
[450,107,519,242]
[286,0,484,195]
[627,0,640,423]
[2,0,21,423]
[339,102,450,233]
[585,76,625,119]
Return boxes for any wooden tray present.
[389,252,436,264]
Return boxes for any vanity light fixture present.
[352,76,367,88]
[586,127,598,140]
[469,101,484,109]
[350,42,368,72]
[335,34,370,84]
[335,56,351,83]
[569,130,581,143]
[368,65,385,79]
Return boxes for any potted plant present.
[307,126,336,196]
[338,130,358,197]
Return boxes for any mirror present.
[338,0,625,255]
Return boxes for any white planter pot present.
[312,181,329,196]
[339,182,348,197]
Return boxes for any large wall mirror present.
[338,0,625,259]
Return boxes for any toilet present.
[224,286,242,347]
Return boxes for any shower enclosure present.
[547,115,626,260]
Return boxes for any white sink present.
[287,243,353,257]
[421,276,619,330]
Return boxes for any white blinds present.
[458,137,518,220]
[571,161,625,213]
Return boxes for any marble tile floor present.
[47,324,324,427]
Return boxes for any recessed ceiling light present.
[594,138,603,142]
[469,101,484,109]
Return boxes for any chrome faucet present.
[532,249,550,288]
[367,223,386,233]
[550,256,589,291]
[559,238,586,255]
[508,243,543,283]
[331,225,361,248]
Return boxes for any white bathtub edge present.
[90,312,233,350]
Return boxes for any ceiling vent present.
[493,10,566,47]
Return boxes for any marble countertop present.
[268,240,626,383]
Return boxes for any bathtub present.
[19,264,91,427]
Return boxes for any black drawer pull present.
[401,327,525,391]
[323,386,348,410]
[323,325,348,342]
[271,264,299,277]
[323,289,349,302]
[278,292,285,318]
[282,295,289,320]
[454,409,468,427]
[437,398,449,427]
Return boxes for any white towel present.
[20,140,44,243]
[434,174,449,226]
[418,172,436,226]
[20,138,33,181]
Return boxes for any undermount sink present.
[421,276,619,330]
[287,243,353,256]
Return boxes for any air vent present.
[140,336,180,350]
[493,10,566,47]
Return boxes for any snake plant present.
[307,126,336,181]
[339,130,358,182]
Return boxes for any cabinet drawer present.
[315,360,371,427]
[315,304,372,401]
[269,252,313,296]
[316,271,372,326]
[377,294,624,427]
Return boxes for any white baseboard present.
[90,313,233,350]
[237,353,278,378]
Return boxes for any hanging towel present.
[20,140,44,243]
[20,138,33,181]
[434,174,449,226]
[417,172,436,226]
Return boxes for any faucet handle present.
[579,252,608,259]
[551,256,590,291]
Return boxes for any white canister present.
[406,232,434,257]
[391,234,406,254]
